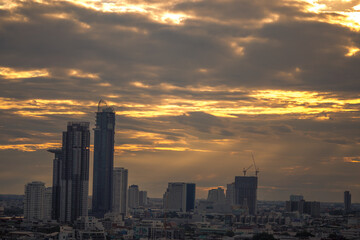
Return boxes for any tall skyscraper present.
[60,122,90,223]
[234,176,258,215]
[48,148,62,220]
[344,191,351,213]
[163,182,196,212]
[128,185,139,209]
[24,181,45,221]
[92,100,115,218]
[112,167,128,214]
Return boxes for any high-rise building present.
[304,201,320,217]
[207,187,226,204]
[163,182,196,212]
[47,148,62,220]
[286,199,304,213]
[60,122,90,223]
[43,187,52,220]
[344,191,351,213]
[186,183,196,212]
[112,167,128,214]
[139,191,148,207]
[128,185,139,209]
[234,176,257,215]
[92,100,115,218]
[226,183,235,205]
[24,181,45,221]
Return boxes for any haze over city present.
[0,0,360,202]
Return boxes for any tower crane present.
[243,164,253,176]
[251,152,260,176]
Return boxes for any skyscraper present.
[48,148,62,220]
[60,122,90,223]
[24,181,45,221]
[128,185,139,209]
[112,167,128,215]
[92,100,115,218]
[344,191,351,214]
[234,176,258,215]
[163,182,196,212]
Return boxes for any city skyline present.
[0,0,360,202]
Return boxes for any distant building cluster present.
[285,195,320,217]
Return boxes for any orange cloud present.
[343,156,360,163]
[0,66,49,79]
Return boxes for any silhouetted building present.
[208,187,226,204]
[304,201,320,217]
[186,183,196,212]
[44,187,52,220]
[139,191,148,207]
[24,181,45,221]
[47,148,62,220]
[234,176,257,215]
[290,195,304,201]
[112,167,128,214]
[286,199,304,213]
[60,122,90,223]
[128,185,139,209]
[92,100,115,218]
[285,196,320,217]
[226,183,235,205]
[344,191,352,213]
[163,182,195,212]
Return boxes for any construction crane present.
[243,164,253,176]
[251,152,260,176]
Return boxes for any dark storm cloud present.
[1,0,359,92]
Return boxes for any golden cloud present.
[343,156,360,163]
[0,67,49,79]
[1,85,359,119]
[0,142,61,152]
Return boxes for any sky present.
[0,0,360,202]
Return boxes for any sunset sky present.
[0,0,359,201]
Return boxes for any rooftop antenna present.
[251,152,260,176]
[243,164,253,176]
